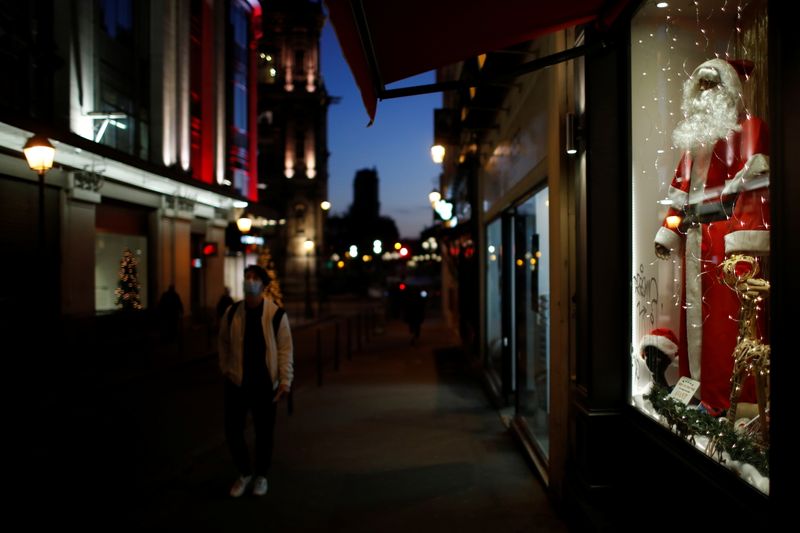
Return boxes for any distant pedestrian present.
[403,287,427,345]
[157,284,183,343]
[218,265,294,497]
[216,287,234,319]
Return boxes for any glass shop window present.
[630,0,770,494]
[514,188,550,457]
[485,219,504,382]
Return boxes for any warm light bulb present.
[430,145,445,164]
[23,134,55,173]
[666,215,682,229]
[237,216,253,233]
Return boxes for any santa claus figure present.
[652,58,769,414]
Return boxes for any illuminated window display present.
[630,0,769,493]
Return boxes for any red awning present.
[325,0,631,123]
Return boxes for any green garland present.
[645,384,769,477]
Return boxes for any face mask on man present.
[243,279,264,297]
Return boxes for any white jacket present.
[218,296,294,389]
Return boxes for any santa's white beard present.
[672,87,741,151]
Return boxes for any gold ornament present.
[721,255,770,445]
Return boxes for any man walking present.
[218,265,293,497]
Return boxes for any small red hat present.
[639,328,679,360]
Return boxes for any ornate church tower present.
[257,0,331,311]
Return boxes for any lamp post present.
[303,238,314,318]
[23,134,56,257]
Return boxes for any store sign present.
[241,235,264,245]
[202,242,218,257]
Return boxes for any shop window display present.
[96,233,148,312]
[630,0,769,493]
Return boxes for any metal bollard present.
[357,313,362,352]
[334,321,340,371]
[347,317,352,360]
[316,328,323,387]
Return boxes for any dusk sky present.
[320,20,441,239]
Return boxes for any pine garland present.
[645,384,769,476]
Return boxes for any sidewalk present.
[126,313,566,532]
[17,299,566,531]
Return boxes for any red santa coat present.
[654,116,769,412]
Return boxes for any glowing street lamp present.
[320,200,331,211]
[236,215,253,233]
[23,134,56,255]
[304,238,314,318]
[430,144,445,164]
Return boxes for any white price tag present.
[668,377,700,405]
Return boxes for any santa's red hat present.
[639,328,679,360]
[727,59,755,79]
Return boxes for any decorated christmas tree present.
[258,246,284,308]
[115,248,143,310]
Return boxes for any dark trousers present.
[224,379,277,477]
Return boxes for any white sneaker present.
[229,475,252,498]
[252,476,268,496]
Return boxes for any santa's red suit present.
[653,58,770,413]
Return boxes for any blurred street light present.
[236,215,253,233]
[430,144,445,164]
[304,238,314,318]
[23,133,55,255]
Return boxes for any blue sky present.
[320,21,441,239]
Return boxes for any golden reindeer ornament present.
[721,255,770,445]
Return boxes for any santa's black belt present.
[677,197,737,232]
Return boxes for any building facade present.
[0,0,263,323]
[256,0,331,307]
[425,0,794,528]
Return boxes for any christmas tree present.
[258,246,284,308]
[115,248,143,310]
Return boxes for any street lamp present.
[236,215,253,233]
[23,134,56,256]
[430,144,445,164]
[320,200,331,211]
[303,238,314,318]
